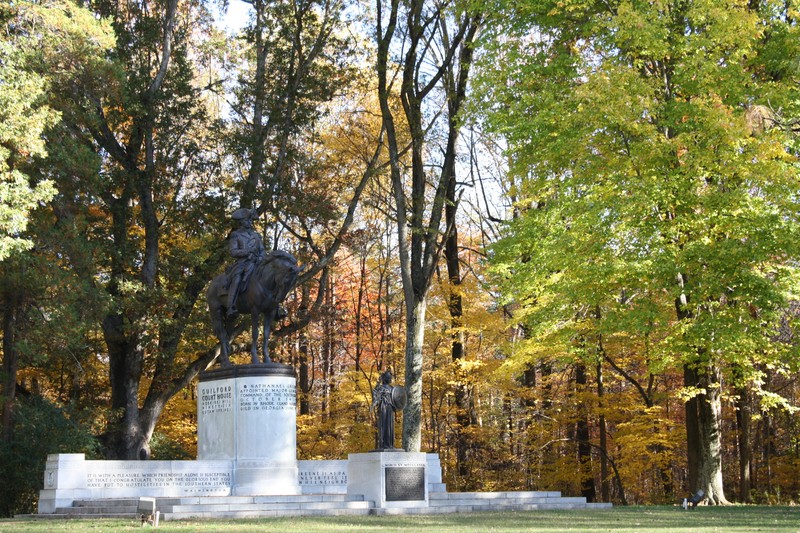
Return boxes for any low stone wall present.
[38,454,350,513]
[298,460,348,494]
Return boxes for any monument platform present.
[33,363,612,520]
[33,452,611,519]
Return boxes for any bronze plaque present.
[385,466,425,501]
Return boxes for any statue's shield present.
[390,385,407,410]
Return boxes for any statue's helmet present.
[232,208,256,221]
[381,370,393,384]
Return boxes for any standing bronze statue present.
[207,208,301,366]
[372,371,406,450]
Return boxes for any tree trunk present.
[575,362,596,502]
[697,367,728,505]
[243,0,269,208]
[677,283,728,505]
[321,273,334,420]
[596,359,610,502]
[101,191,150,460]
[375,0,476,453]
[684,362,729,504]
[298,334,311,416]
[761,410,775,495]
[684,364,700,495]
[1,290,21,442]
[402,297,426,452]
[541,360,553,410]
[735,384,752,502]
[103,313,149,459]
[444,150,473,477]
[297,284,311,416]
[355,253,367,372]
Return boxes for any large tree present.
[479,0,800,504]
[374,0,482,452]
[1,0,112,443]
[10,0,373,460]
[35,0,228,459]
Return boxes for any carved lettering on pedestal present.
[298,470,347,486]
[238,382,295,412]
[86,471,231,493]
[199,385,233,414]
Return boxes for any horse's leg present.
[221,313,236,367]
[251,311,260,364]
[219,322,232,367]
[262,309,273,363]
[213,303,232,367]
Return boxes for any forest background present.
[1,0,799,517]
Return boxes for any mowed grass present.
[0,506,798,533]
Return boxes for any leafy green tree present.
[0,0,112,449]
[0,5,58,261]
[478,0,800,504]
[0,395,99,516]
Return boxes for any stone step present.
[40,492,613,521]
[587,502,614,509]
[163,507,375,520]
[162,494,363,505]
[30,501,613,521]
[429,496,587,507]
[165,500,372,513]
[55,506,138,515]
[61,495,372,518]
[72,498,141,508]
[19,512,142,519]
[68,493,364,512]
[365,502,607,516]
[471,502,591,511]
[429,490,562,500]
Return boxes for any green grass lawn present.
[0,506,798,533]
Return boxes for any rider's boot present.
[227,277,240,317]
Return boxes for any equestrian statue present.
[207,208,301,366]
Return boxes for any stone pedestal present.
[347,451,428,508]
[198,363,300,496]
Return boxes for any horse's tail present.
[207,275,227,339]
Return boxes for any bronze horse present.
[207,250,300,366]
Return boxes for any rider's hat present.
[232,208,256,221]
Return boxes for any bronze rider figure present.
[226,208,266,317]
